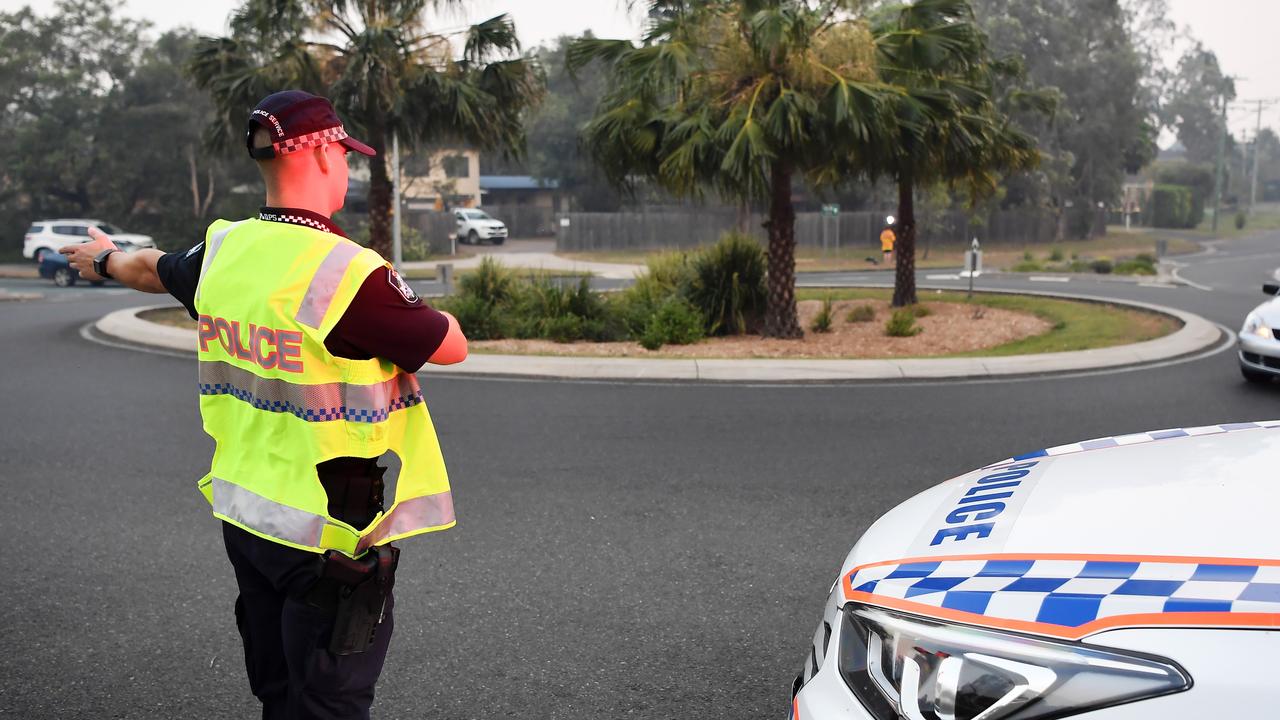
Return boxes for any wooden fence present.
[555,207,1104,252]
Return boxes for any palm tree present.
[867,0,1041,307]
[188,0,542,259]
[569,1,888,338]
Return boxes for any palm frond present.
[463,14,520,64]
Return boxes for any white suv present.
[453,208,508,245]
[23,219,156,262]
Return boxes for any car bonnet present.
[837,422,1280,639]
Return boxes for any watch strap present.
[93,248,118,279]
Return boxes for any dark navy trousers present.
[222,522,395,720]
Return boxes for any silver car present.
[23,219,155,262]
[1238,282,1280,383]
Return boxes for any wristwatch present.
[93,248,118,280]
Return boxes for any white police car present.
[1238,282,1280,383]
[792,422,1280,719]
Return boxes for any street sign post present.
[821,204,839,254]
[964,237,982,299]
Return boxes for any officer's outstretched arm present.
[60,227,166,293]
[428,310,467,365]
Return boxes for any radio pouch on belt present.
[325,545,399,656]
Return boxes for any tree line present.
[1,0,1272,337]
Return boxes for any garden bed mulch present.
[471,298,1054,359]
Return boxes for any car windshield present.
[97,223,122,234]
[463,210,491,220]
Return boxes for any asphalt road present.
[2,232,1279,719]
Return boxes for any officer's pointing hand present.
[60,226,116,281]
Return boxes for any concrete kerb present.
[95,288,1222,383]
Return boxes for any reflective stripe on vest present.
[209,476,456,556]
[296,241,363,329]
[199,362,424,423]
[197,221,245,299]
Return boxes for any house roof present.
[479,175,559,191]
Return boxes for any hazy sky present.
[4,0,1277,136]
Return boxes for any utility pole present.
[392,132,402,270]
[1211,90,1228,234]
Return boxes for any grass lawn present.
[795,288,1179,357]
[559,233,1199,274]
[1181,202,1280,239]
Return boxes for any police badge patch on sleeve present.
[388,268,420,304]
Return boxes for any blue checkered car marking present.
[999,421,1280,465]
[846,557,1280,637]
[199,382,423,423]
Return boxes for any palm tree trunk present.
[365,125,392,260]
[892,173,918,307]
[763,162,802,338]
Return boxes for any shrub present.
[846,304,876,323]
[810,298,834,333]
[640,297,706,350]
[1011,260,1044,272]
[1151,184,1194,228]
[618,252,697,336]
[1114,259,1156,276]
[1156,163,1214,226]
[1048,247,1064,262]
[1068,260,1092,273]
[1135,252,1156,265]
[1236,211,1247,230]
[910,304,932,318]
[458,256,517,305]
[644,251,697,290]
[541,315,585,343]
[440,294,504,340]
[687,232,767,335]
[509,277,620,343]
[1022,250,1034,261]
[1090,259,1113,274]
[885,309,922,337]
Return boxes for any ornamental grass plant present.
[440,233,769,348]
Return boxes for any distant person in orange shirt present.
[880,217,896,265]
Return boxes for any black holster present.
[305,545,399,656]
[318,458,387,530]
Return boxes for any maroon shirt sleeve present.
[324,267,450,373]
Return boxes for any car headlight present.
[838,603,1189,720]
[1242,314,1273,339]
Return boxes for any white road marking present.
[1029,276,1070,283]
[1138,282,1177,289]
[1169,265,1213,291]
[925,274,960,280]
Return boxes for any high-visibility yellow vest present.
[193,218,454,558]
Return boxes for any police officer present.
[62,90,467,720]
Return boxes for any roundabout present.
[95,287,1220,382]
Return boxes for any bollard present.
[1155,238,1168,259]
[438,263,453,295]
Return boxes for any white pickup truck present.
[453,208,508,245]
